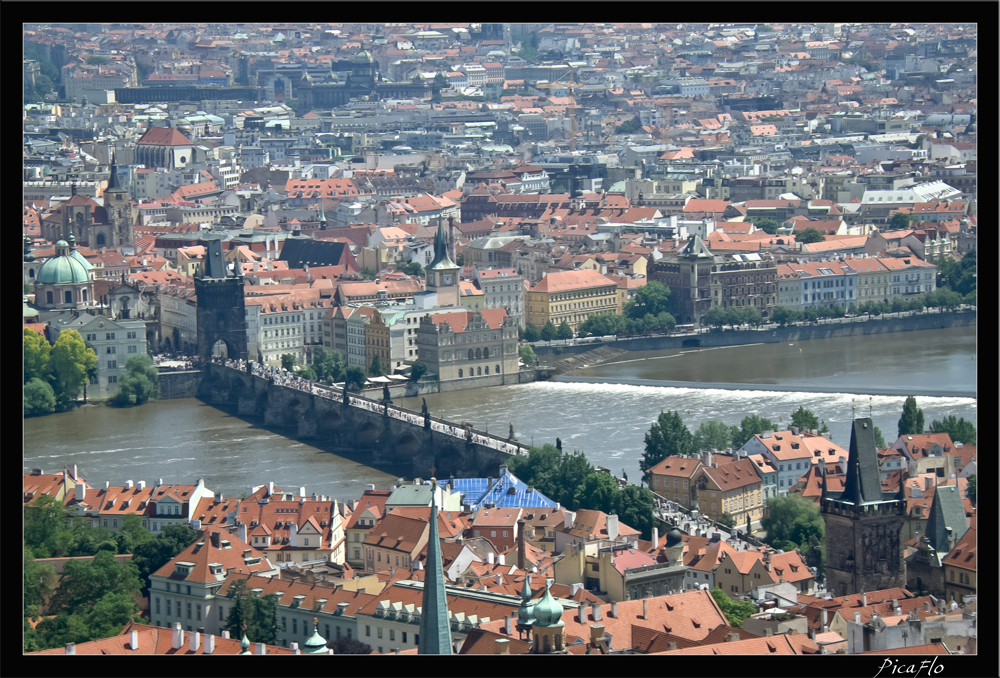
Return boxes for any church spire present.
[106,151,123,192]
[427,215,457,271]
[319,199,327,230]
[417,479,453,655]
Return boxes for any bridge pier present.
[297,417,319,439]
[263,404,284,428]
[237,396,256,417]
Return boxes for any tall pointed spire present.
[319,198,327,230]
[427,215,457,271]
[106,151,123,192]
[417,478,453,655]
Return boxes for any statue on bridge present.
[555,437,562,451]
[422,398,430,430]
[343,385,349,405]
[465,425,473,443]
[508,423,515,442]
[382,383,392,405]
[622,468,628,483]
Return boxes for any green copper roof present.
[36,252,90,285]
[302,618,329,653]
[516,575,536,626]
[417,483,453,655]
[531,582,564,628]
[239,629,252,654]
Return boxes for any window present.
[390,630,395,641]
[503,530,509,538]
[156,598,161,614]
[304,538,309,546]
[293,619,298,634]
[187,585,191,596]
[167,600,172,616]
[402,631,407,644]
[378,628,383,639]
[196,604,201,621]
[491,531,497,538]
[187,602,192,619]
[366,625,371,637]
[220,606,224,620]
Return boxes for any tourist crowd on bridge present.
[215,356,529,457]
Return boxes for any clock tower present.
[425,216,460,307]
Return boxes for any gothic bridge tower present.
[195,234,248,363]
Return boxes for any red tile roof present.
[28,620,293,654]
[151,531,274,583]
[137,127,194,147]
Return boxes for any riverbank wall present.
[531,310,976,357]
[159,370,204,399]
[365,368,543,401]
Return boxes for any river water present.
[24,326,977,497]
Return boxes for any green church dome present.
[302,618,329,653]
[516,576,536,627]
[35,252,90,285]
[531,583,564,627]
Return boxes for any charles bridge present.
[197,361,528,479]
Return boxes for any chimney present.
[495,638,511,654]
[589,624,605,645]
[651,527,659,550]
[299,486,306,498]
[764,628,774,637]
[189,631,201,652]
[593,602,603,622]
[129,629,139,650]
[238,523,248,543]
[821,609,829,627]
[488,552,495,565]
[667,642,678,651]
[808,629,816,640]
[290,642,299,654]
[137,480,146,491]
[210,531,220,548]
[105,481,110,491]
[504,615,513,635]
[255,642,265,655]
[862,592,867,607]
[728,632,741,642]
[205,634,215,654]
[643,599,649,620]
[222,631,230,639]
[923,601,931,612]
[157,478,163,487]
[172,623,184,650]
[564,511,575,530]
[703,449,713,467]
[578,604,587,624]
[65,643,76,655]
[289,522,297,547]
[268,481,274,496]
[75,483,86,502]
[495,573,503,586]
[71,464,78,480]
[854,612,861,623]
[606,513,619,541]
[498,553,506,566]
[610,602,618,618]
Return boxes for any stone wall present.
[158,370,204,399]
[532,310,976,356]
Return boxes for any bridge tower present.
[195,234,248,363]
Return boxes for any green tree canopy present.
[731,414,777,449]
[519,344,536,365]
[888,212,913,230]
[24,328,52,383]
[556,320,574,340]
[313,347,346,383]
[111,355,160,407]
[615,115,642,135]
[540,321,558,341]
[345,365,368,391]
[694,421,738,453]
[50,550,142,615]
[409,360,428,382]
[401,261,424,277]
[225,578,280,645]
[334,636,373,654]
[86,56,109,65]
[772,306,803,327]
[24,377,57,417]
[966,474,975,505]
[297,365,317,380]
[717,512,737,529]
[929,415,976,446]
[710,587,756,627]
[280,354,296,371]
[790,406,822,432]
[750,217,780,235]
[23,545,58,611]
[625,281,672,319]
[795,227,826,244]
[897,396,925,438]
[642,410,696,482]
[131,524,198,597]
[873,426,887,449]
[369,354,387,377]
[759,494,825,573]
[50,330,97,410]
[523,323,540,342]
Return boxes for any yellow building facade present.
[525,270,620,332]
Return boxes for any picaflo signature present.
[874,657,944,678]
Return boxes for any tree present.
[703,305,729,329]
[759,493,825,569]
[790,406,823,432]
[873,426,887,449]
[334,636,373,654]
[796,227,825,244]
[50,550,142,615]
[280,354,296,371]
[519,344,536,365]
[710,587,756,627]
[731,414,777,449]
[897,396,925,438]
[625,281,672,319]
[131,524,198,597]
[86,56,109,65]
[750,217,780,235]
[523,323,540,342]
[297,365,317,380]
[556,320,574,340]
[540,321,558,342]
[23,545,58,611]
[313,348,346,383]
[24,377,57,417]
[24,328,52,383]
[49,330,97,411]
[615,115,642,135]
[369,354,387,377]
[694,421,738,453]
[401,261,424,277]
[225,578,280,645]
[345,365,367,391]
[111,355,160,407]
[360,267,377,280]
[717,512,737,529]
[771,306,801,327]
[888,212,912,230]
[642,410,696,482]
[409,360,428,382]
[35,73,54,95]
[114,514,154,555]
[929,415,976,446]
[966,474,975,505]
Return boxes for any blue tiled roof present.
[438,471,556,509]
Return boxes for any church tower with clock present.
[425,216,460,307]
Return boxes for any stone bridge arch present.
[285,396,309,428]
[434,444,465,477]
[392,431,422,462]
[318,407,346,434]
[228,376,248,403]
[355,419,382,447]
[255,390,270,416]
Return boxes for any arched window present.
[477,367,482,376]
[484,366,489,374]
[65,290,73,304]
[483,346,490,358]
[468,349,474,360]
[496,364,500,373]
[475,348,482,359]
[458,369,463,378]
[96,233,106,246]
[75,212,84,227]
